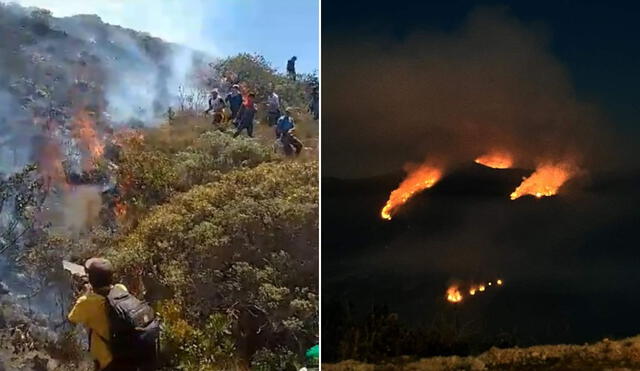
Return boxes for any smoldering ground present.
[323,7,633,179]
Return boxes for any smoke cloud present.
[323,7,621,178]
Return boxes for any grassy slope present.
[324,336,640,371]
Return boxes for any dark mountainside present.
[0,3,318,370]
[322,164,640,364]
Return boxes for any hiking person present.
[204,89,226,128]
[233,93,257,138]
[267,90,281,126]
[287,56,297,81]
[68,258,159,371]
[276,108,303,156]
[308,86,319,120]
[225,84,243,123]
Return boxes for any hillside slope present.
[324,336,640,371]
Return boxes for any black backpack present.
[98,285,160,362]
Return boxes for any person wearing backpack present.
[68,258,159,371]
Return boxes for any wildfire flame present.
[450,279,504,303]
[510,163,574,200]
[114,201,127,219]
[446,285,463,303]
[381,164,442,220]
[475,150,514,169]
[39,139,67,191]
[73,110,104,170]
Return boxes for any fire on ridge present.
[474,150,514,169]
[510,163,574,200]
[380,164,443,220]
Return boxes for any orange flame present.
[475,150,513,169]
[381,164,442,220]
[446,285,463,303]
[73,110,104,170]
[510,163,574,200]
[39,139,67,191]
[114,201,127,218]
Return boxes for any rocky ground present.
[324,336,640,371]
[0,288,93,371]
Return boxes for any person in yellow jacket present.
[68,258,131,371]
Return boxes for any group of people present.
[204,85,305,157]
[203,84,256,138]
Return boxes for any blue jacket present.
[226,93,243,113]
[276,115,295,137]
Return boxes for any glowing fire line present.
[380,164,442,220]
[446,279,504,303]
[475,150,513,169]
[510,163,574,200]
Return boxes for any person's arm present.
[68,295,88,325]
[204,98,213,114]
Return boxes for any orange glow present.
[497,279,503,285]
[72,110,104,170]
[447,286,463,303]
[39,139,67,191]
[469,287,477,296]
[510,163,574,200]
[114,201,127,218]
[381,164,442,220]
[478,285,486,292]
[474,150,514,169]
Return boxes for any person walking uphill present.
[233,93,257,138]
[225,84,243,123]
[204,89,226,128]
[276,108,303,156]
[287,56,297,81]
[267,90,281,126]
[68,258,159,371]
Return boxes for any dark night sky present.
[323,0,640,133]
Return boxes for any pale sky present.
[7,0,319,73]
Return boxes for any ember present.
[381,164,442,220]
[510,163,574,200]
[474,150,514,169]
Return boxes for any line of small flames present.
[447,279,504,303]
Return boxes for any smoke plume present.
[323,7,621,178]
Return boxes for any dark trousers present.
[267,110,280,126]
[282,133,303,156]
[233,123,253,138]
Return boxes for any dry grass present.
[324,336,640,371]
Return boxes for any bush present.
[109,160,318,368]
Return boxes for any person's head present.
[292,56,297,61]
[284,107,292,117]
[84,258,113,289]
[211,89,218,98]
[232,84,240,94]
